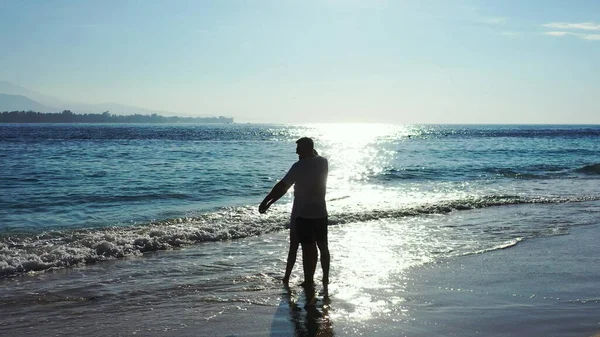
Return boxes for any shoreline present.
[219,223,600,337]
[396,223,600,337]
[126,222,600,337]
[1,219,598,337]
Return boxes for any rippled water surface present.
[1,123,600,276]
[1,123,600,336]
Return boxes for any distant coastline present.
[0,110,233,124]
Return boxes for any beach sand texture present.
[1,201,599,337]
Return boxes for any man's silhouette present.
[259,137,330,294]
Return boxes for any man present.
[259,137,330,294]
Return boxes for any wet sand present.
[2,222,598,337]
[196,223,600,337]
[397,223,600,337]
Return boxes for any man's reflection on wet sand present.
[271,285,334,337]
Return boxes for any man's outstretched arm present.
[259,181,291,214]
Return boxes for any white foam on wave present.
[0,205,289,277]
[327,194,600,225]
[1,194,599,278]
[467,238,524,256]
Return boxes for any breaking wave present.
[375,163,600,182]
[575,163,600,175]
[1,194,599,278]
[466,238,523,256]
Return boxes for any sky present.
[0,0,598,123]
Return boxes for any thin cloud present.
[544,31,570,36]
[541,21,600,41]
[543,31,600,41]
[542,22,600,31]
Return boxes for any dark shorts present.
[296,217,328,244]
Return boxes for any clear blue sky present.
[0,0,598,123]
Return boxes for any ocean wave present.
[374,164,584,181]
[466,238,523,256]
[327,195,600,225]
[0,124,290,142]
[423,127,600,139]
[1,194,599,278]
[0,205,287,278]
[3,192,194,210]
[373,167,554,181]
[575,163,600,175]
[483,168,556,180]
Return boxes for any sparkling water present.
[1,123,599,335]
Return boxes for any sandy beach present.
[2,212,600,337]
[397,222,600,337]
[191,222,600,337]
[2,201,600,337]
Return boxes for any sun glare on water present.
[278,123,477,323]
[287,123,436,322]
[305,123,409,184]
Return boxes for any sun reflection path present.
[276,124,485,323]
[302,123,414,193]
[324,219,411,322]
[309,123,409,143]
[321,215,467,324]
[282,124,481,221]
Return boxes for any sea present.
[1,123,600,336]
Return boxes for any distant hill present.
[0,110,234,124]
[0,81,222,118]
[0,81,234,123]
[0,81,68,108]
[0,93,53,112]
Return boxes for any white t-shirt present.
[282,156,328,221]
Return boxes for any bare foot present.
[304,287,318,308]
[320,286,328,298]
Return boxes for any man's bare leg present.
[301,241,318,288]
[282,239,299,284]
[317,240,330,295]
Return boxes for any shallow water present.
[1,123,600,335]
[2,124,600,277]
[1,200,599,336]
